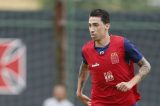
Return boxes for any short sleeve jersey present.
[81,35,143,106]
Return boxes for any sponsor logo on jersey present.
[104,71,114,82]
[91,63,100,67]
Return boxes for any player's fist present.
[116,82,133,92]
[76,92,91,106]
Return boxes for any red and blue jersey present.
[82,35,142,106]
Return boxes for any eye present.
[88,24,91,27]
[93,23,99,27]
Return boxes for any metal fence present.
[0,11,56,106]
[0,10,159,106]
[67,11,160,106]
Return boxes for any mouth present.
[91,34,96,37]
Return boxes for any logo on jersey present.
[99,51,104,55]
[110,52,119,64]
[91,63,100,67]
[104,71,114,82]
[0,38,26,94]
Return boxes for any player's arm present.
[76,61,91,106]
[128,57,151,86]
[117,57,151,92]
[116,38,151,92]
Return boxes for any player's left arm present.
[136,57,151,80]
[130,57,151,85]
[116,38,151,92]
[116,57,151,92]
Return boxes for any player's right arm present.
[76,61,91,106]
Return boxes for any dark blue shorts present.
[132,102,138,106]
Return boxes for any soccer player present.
[76,9,151,106]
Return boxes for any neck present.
[95,33,110,47]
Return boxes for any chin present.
[92,38,96,41]
[93,38,99,41]
[91,37,97,41]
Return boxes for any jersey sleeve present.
[81,52,88,64]
[124,38,143,63]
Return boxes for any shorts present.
[132,102,138,106]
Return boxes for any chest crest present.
[110,52,119,64]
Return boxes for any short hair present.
[53,84,66,90]
[89,9,110,24]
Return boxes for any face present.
[53,86,66,101]
[88,17,110,41]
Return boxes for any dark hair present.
[89,9,110,24]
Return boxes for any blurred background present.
[0,0,159,106]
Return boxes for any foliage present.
[38,0,160,12]
[39,0,55,10]
[74,0,160,12]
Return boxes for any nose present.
[90,30,95,34]
[90,27,95,34]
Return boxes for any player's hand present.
[116,82,133,92]
[77,93,91,106]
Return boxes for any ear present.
[105,23,110,30]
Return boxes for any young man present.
[43,84,74,106]
[76,9,151,106]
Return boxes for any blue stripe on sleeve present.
[82,52,88,64]
[124,38,143,63]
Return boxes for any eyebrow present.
[88,22,99,25]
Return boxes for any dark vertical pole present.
[54,0,66,84]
